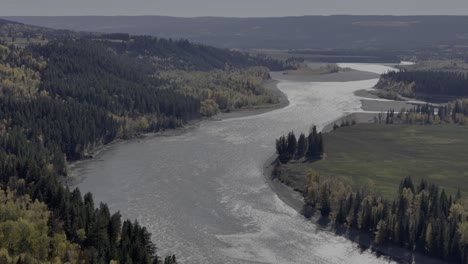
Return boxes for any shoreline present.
[66,63,376,183]
[65,77,290,187]
[65,119,203,186]
[262,127,447,264]
[265,156,445,264]
[262,91,448,263]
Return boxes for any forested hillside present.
[161,67,277,115]
[0,19,294,263]
[94,34,298,115]
[97,34,295,71]
[0,35,176,264]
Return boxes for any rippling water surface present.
[73,64,403,263]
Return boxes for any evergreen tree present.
[287,131,297,159]
[319,184,331,217]
[296,133,308,158]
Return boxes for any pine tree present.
[317,132,324,156]
[306,132,317,158]
[319,184,331,217]
[425,222,433,253]
[375,220,388,244]
[296,133,308,159]
[336,199,347,223]
[287,132,297,159]
[276,135,289,163]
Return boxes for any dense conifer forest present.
[96,34,296,71]
[0,39,179,264]
[304,173,468,263]
[0,18,295,263]
[377,70,468,99]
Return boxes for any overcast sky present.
[2,0,468,16]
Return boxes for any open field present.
[278,123,468,198]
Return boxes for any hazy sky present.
[2,0,468,16]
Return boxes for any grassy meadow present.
[278,124,468,198]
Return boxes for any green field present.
[278,124,468,198]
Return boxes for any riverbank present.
[66,77,289,187]
[262,69,449,263]
[263,84,436,203]
[262,65,402,208]
[251,66,394,211]
[265,125,456,264]
[264,153,445,264]
[65,119,203,186]
[263,130,448,264]
[260,66,393,252]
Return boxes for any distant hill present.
[4,16,468,50]
[0,17,79,46]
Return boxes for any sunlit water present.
[73,64,419,263]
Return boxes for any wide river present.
[73,64,411,263]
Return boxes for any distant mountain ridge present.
[3,15,468,50]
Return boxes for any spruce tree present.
[287,132,297,159]
[296,133,308,158]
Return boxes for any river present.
[72,63,419,263]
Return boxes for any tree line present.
[275,126,324,163]
[161,67,277,116]
[379,100,468,125]
[378,70,468,97]
[305,173,468,263]
[332,119,356,130]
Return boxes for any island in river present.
[70,63,444,264]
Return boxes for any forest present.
[0,40,177,264]
[377,70,468,99]
[160,67,277,115]
[96,35,299,115]
[0,20,294,263]
[97,35,298,71]
[304,173,468,263]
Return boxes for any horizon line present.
[2,14,468,19]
